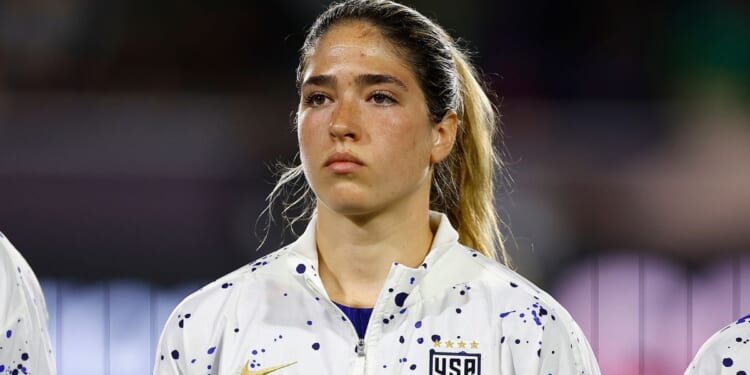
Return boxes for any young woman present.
[154,1,600,374]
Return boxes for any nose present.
[329,97,360,141]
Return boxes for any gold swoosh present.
[241,360,297,375]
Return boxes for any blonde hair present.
[267,0,508,264]
[436,48,507,262]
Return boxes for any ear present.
[430,110,458,164]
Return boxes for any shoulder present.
[472,248,588,331]
[429,244,571,320]
[0,231,56,375]
[433,243,563,312]
[155,245,295,357]
[163,245,294,326]
[686,314,750,374]
[430,244,601,374]
[0,231,26,278]
[0,231,48,312]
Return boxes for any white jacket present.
[685,314,750,375]
[154,213,600,375]
[0,232,56,375]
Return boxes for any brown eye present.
[370,92,396,105]
[305,93,329,106]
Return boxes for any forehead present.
[303,21,413,77]
[317,21,393,52]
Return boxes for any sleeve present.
[684,315,750,375]
[152,280,233,375]
[536,306,600,375]
[0,232,56,375]
[499,297,601,375]
[153,308,188,375]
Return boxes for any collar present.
[286,211,460,311]
[287,210,458,270]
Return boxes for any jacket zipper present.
[356,337,366,357]
[304,277,368,361]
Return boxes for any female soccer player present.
[154,1,600,374]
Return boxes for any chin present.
[321,198,374,217]
[318,192,387,219]
[316,183,373,213]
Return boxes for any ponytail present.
[430,47,507,264]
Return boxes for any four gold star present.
[432,339,480,350]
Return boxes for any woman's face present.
[297,21,456,218]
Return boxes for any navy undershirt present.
[334,302,373,338]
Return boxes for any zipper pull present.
[356,338,366,357]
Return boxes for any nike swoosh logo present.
[241,361,297,375]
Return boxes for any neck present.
[315,202,434,308]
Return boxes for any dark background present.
[1,1,749,372]
[2,0,746,283]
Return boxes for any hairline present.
[298,19,425,92]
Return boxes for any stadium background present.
[1,0,749,373]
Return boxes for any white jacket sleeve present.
[0,231,56,375]
[685,315,750,375]
[499,299,601,375]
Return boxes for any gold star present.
[470,340,479,349]
[445,340,454,348]
[433,340,442,348]
[457,341,466,349]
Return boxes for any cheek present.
[297,113,322,168]
[297,110,327,143]
[398,115,433,152]
[380,112,422,143]
[378,115,434,166]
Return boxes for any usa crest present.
[429,349,481,375]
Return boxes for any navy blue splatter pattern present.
[0,232,56,375]
[685,313,750,374]
[154,212,600,374]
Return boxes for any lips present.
[324,152,364,173]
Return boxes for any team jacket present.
[0,232,56,375]
[684,314,750,375]
[154,212,600,375]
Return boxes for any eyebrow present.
[300,73,408,91]
[301,75,336,89]
[356,74,408,90]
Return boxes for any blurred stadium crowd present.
[0,0,748,374]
